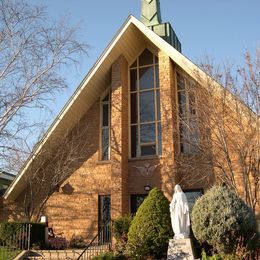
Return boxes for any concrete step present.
[27,250,82,260]
[26,246,110,260]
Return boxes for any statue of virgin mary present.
[169,184,190,239]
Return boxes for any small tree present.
[22,121,92,221]
[191,185,257,255]
[175,49,259,214]
[126,188,173,259]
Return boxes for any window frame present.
[176,70,199,154]
[99,88,111,161]
[129,49,162,158]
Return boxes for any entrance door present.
[130,194,147,215]
[98,195,111,243]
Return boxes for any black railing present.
[77,221,111,260]
[0,223,31,260]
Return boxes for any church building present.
[1,0,257,241]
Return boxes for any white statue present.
[169,184,190,239]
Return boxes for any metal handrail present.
[77,220,111,260]
[0,223,31,260]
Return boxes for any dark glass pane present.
[98,195,111,242]
[131,125,137,158]
[102,104,109,127]
[184,190,203,211]
[139,66,154,90]
[130,69,137,92]
[155,65,159,88]
[158,123,162,155]
[131,194,147,215]
[102,94,109,102]
[180,143,190,154]
[156,90,161,120]
[155,55,158,64]
[141,145,156,156]
[178,92,186,116]
[140,123,156,143]
[102,129,109,160]
[139,49,153,66]
[177,73,185,90]
[189,119,199,151]
[189,119,199,135]
[180,121,190,154]
[140,91,155,122]
[99,195,111,224]
[131,93,137,124]
[180,122,189,141]
[189,91,196,115]
[130,59,137,68]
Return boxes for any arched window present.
[130,49,162,158]
[100,90,111,160]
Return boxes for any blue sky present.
[31,0,259,120]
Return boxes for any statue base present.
[167,238,195,260]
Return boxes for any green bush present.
[0,222,46,247]
[201,250,236,260]
[112,215,132,254]
[191,185,257,255]
[126,188,173,259]
[113,215,132,240]
[92,252,126,260]
[69,235,86,248]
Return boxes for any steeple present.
[141,0,162,26]
[140,0,182,52]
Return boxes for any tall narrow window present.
[130,49,162,158]
[100,91,110,160]
[177,71,199,154]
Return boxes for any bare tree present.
[177,48,259,213]
[0,0,87,171]
[22,120,93,221]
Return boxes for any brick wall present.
[110,55,129,219]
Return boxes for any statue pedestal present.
[167,238,195,260]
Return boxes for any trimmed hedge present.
[0,222,46,247]
[126,188,173,259]
[191,185,257,255]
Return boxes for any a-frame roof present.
[4,15,223,201]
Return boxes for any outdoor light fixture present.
[144,185,151,191]
[40,215,48,224]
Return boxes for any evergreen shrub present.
[0,222,45,247]
[126,188,173,259]
[112,215,132,254]
[191,185,257,254]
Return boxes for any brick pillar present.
[110,55,129,220]
[158,51,177,200]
